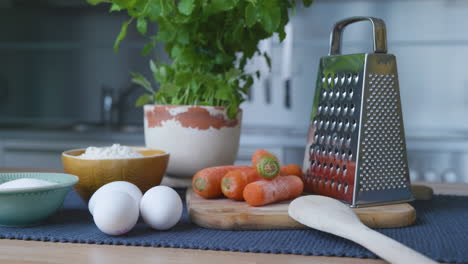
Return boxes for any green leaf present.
[114,0,137,9]
[263,52,271,70]
[226,103,238,120]
[159,0,175,16]
[260,7,281,33]
[245,4,257,27]
[149,60,157,73]
[231,22,244,42]
[155,30,176,42]
[154,65,172,83]
[190,79,200,92]
[147,1,162,21]
[131,72,155,94]
[225,68,241,83]
[160,83,179,97]
[113,20,131,52]
[205,0,238,14]
[135,93,153,107]
[154,92,163,103]
[137,17,148,35]
[175,71,191,87]
[291,2,296,15]
[215,53,231,65]
[109,3,122,12]
[255,70,261,79]
[177,30,190,44]
[155,21,177,42]
[171,45,183,58]
[278,27,286,41]
[86,0,107,5]
[215,87,231,101]
[141,41,155,56]
[173,14,192,24]
[216,37,224,52]
[244,75,254,90]
[178,0,195,15]
[303,0,314,7]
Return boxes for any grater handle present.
[329,16,387,55]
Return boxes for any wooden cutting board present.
[187,189,418,230]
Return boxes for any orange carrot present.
[221,168,261,201]
[251,149,271,167]
[280,164,303,178]
[251,149,280,179]
[243,176,304,206]
[192,165,250,198]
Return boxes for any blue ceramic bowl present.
[0,172,78,227]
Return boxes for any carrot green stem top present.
[256,156,280,179]
[221,177,233,192]
[193,178,206,192]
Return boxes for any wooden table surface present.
[0,168,466,264]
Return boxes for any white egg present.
[93,191,139,236]
[0,178,56,190]
[140,186,183,230]
[88,181,142,215]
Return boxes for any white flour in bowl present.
[78,144,143,159]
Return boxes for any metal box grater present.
[302,17,414,207]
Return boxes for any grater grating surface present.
[304,55,365,205]
[303,17,413,207]
[360,73,408,192]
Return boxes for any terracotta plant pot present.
[144,105,242,178]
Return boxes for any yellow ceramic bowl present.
[62,147,169,201]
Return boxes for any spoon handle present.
[347,226,438,264]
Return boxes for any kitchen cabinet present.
[0,130,144,169]
[1,140,92,169]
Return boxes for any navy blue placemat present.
[0,189,467,263]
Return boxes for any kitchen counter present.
[0,168,466,264]
[0,240,383,264]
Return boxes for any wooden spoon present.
[288,195,438,264]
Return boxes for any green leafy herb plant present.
[87,0,313,119]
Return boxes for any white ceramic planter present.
[144,105,242,178]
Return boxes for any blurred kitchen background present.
[1,0,467,183]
